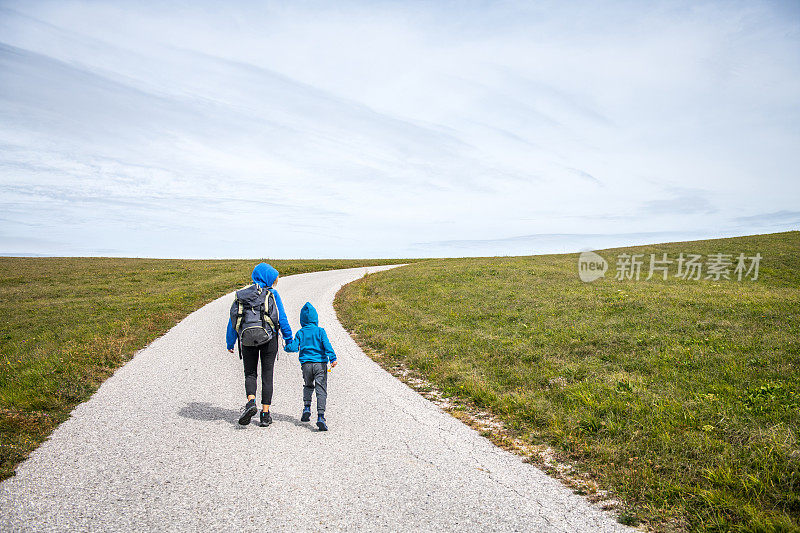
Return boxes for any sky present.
[0,0,798,258]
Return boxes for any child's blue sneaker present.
[301,406,311,422]
[316,414,328,431]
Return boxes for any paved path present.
[1,266,630,532]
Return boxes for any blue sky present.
[0,0,798,258]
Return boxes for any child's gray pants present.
[301,362,328,414]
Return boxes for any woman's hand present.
[330,360,338,368]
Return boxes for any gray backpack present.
[230,284,279,356]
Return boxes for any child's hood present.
[300,302,318,327]
[252,263,279,288]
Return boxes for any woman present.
[226,263,293,426]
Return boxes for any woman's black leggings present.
[241,335,278,405]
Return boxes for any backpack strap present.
[263,290,277,332]
[234,298,245,332]
[233,295,244,359]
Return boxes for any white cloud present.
[0,0,798,257]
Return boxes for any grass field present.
[0,257,408,481]
[335,231,800,532]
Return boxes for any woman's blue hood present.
[300,302,318,326]
[252,263,279,288]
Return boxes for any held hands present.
[228,348,234,353]
[330,360,338,368]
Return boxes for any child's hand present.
[330,360,337,368]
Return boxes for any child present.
[226,263,293,427]
[283,302,337,431]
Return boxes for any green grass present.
[0,257,407,480]
[335,231,800,532]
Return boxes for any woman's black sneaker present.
[259,411,272,427]
[238,399,257,425]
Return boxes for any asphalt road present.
[0,265,631,532]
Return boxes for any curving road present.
[1,266,630,532]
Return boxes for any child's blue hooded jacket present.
[284,302,336,364]
[226,263,292,350]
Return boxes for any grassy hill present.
[0,257,407,480]
[335,231,800,532]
